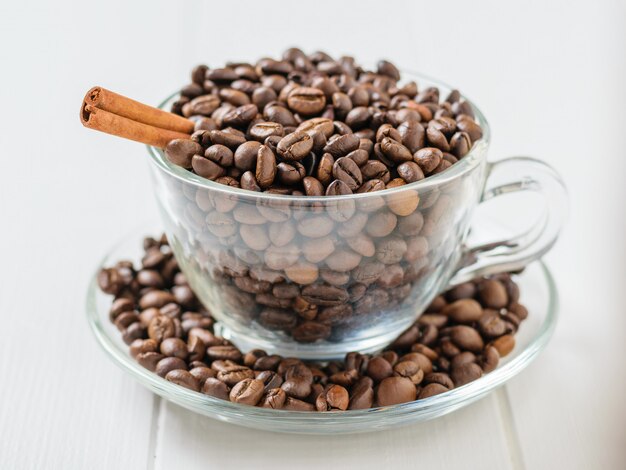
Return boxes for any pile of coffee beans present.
[99,234,527,411]
[165,48,482,194]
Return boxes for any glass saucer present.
[86,221,558,434]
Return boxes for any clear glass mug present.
[147,72,567,360]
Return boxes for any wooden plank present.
[154,394,517,470]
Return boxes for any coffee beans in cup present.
[166,48,482,194]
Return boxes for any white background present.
[1,0,625,468]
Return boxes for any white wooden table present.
[1,1,624,468]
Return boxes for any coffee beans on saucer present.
[99,234,527,411]
[166,48,482,194]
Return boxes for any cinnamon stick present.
[80,103,189,149]
[85,86,194,134]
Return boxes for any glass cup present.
[147,72,567,360]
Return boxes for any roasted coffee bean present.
[418,383,449,399]
[316,384,349,411]
[480,346,500,373]
[160,337,188,360]
[165,369,200,392]
[443,299,483,324]
[397,120,425,153]
[457,118,483,142]
[148,315,176,343]
[249,121,284,142]
[165,139,202,169]
[274,162,305,186]
[156,356,187,378]
[451,362,483,387]
[331,157,364,190]
[260,388,287,409]
[397,161,425,183]
[301,284,349,306]
[478,279,509,309]
[191,155,225,180]
[376,377,416,406]
[255,145,277,188]
[491,334,515,357]
[234,140,262,171]
[206,345,242,362]
[413,147,442,174]
[360,160,390,182]
[302,176,324,196]
[478,310,507,338]
[217,365,255,386]
[259,308,298,330]
[323,133,360,158]
[202,377,230,400]
[450,326,484,352]
[366,356,393,382]
[277,131,314,161]
[287,87,326,115]
[189,367,216,387]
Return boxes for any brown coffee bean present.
[147,315,175,343]
[281,379,312,400]
[480,346,500,373]
[202,377,230,400]
[418,383,449,399]
[450,326,484,352]
[413,147,442,174]
[164,139,203,169]
[156,357,187,378]
[332,157,363,190]
[393,361,424,385]
[302,176,324,196]
[189,367,216,387]
[316,384,349,411]
[478,279,509,309]
[443,299,483,324]
[323,133,360,158]
[491,334,515,357]
[283,397,315,411]
[397,161,425,183]
[366,212,397,237]
[260,388,287,409]
[457,118,483,142]
[380,137,413,163]
[277,131,314,161]
[217,365,255,386]
[478,310,507,338]
[255,145,276,188]
[301,285,349,306]
[191,155,225,180]
[231,140,261,171]
[259,308,298,330]
[451,362,483,387]
[397,120,425,153]
[325,249,362,272]
[206,345,242,362]
[159,337,188,360]
[275,161,305,185]
[209,129,246,149]
[376,377,416,406]
[249,120,283,141]
[164,369,200,392]
[366,356,393,382]
[285,261,319,285]
[287,87,326,115]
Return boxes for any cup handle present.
[447,156,568,287]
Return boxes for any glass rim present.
[146,69,491,202]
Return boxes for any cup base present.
[213,321,408,361]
